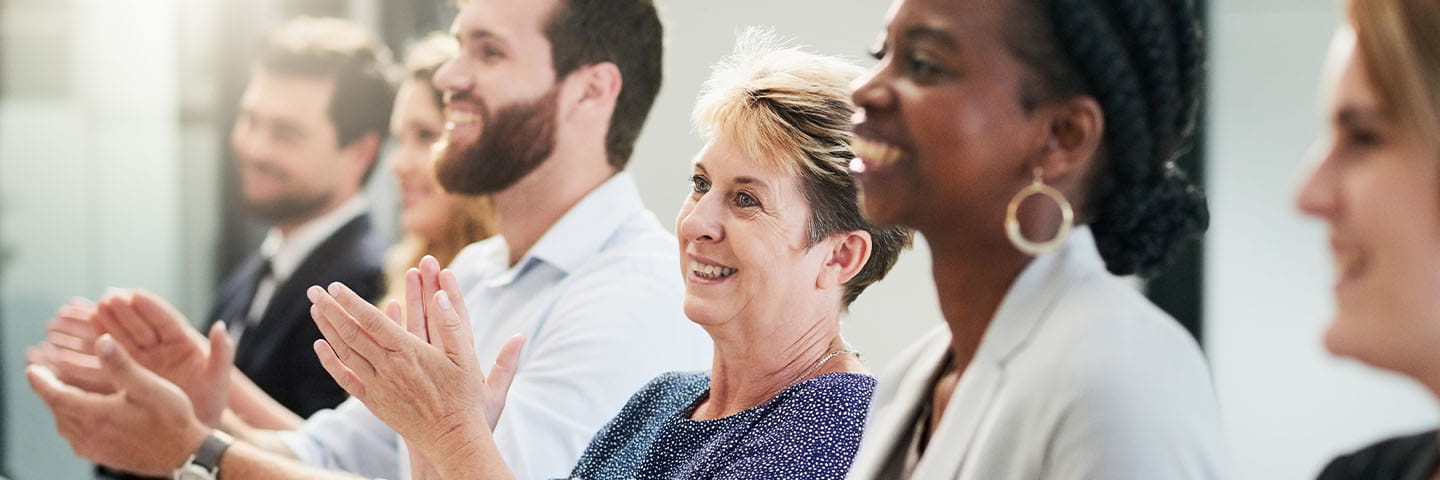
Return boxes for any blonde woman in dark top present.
[1299,1,1440,479]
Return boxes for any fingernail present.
[329,282,344,295]
[96,335,115,356]
[307,286,322,302]
[436,292,453,312]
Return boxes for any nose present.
[1296,140,1339,218]
[432,56,471,99]
[678,194,725,244]
[231,121,268,163]
[389,146,414,179]
[850,63,895,115]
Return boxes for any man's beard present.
[435,87,560,195]
[243,186,334,226]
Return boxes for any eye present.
[734,191,760,208]
[690,175,710,195]
[905,52,945,81]
[1347,128,1382,148]
[482,45,504,60]
[868,44,887,61]
[417,128,440,143]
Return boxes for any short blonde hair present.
[1349,0,1440,142]
[693,29,864,179]
[692,28,911,306]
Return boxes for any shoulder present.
[747,373,876,445]
[712,374,876,479]
[1006,276,1226,476]
[604,371,710,423]
[1319,430,1439,480]
[311,214,386,275]
[781,373,877,414]
[571,210,679,282]
[1030,274,1213,400]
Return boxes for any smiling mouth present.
[690,260,737,280]
[1333,250,1365,282]
[446,110,482,130]
[852,137,902,170]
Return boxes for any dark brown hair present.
[543,0,664,170]
[256,17,398,182]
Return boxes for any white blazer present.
[848,227,1226,479]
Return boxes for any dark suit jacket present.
[209,213,385,417]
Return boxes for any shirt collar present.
[259,195,369,281]
[976,225,1107,366]
[489,173,647,284]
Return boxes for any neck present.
[492,150,615,266]
[274,192,356,239]
[695,303,858,420]
[924,230,1029,377]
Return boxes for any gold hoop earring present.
[1005,167,1074,256]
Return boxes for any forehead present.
[885,0,1009,46]
[452,0,558,53]
[241,71,336,126]
[391,80,442,128]
[694,137,798,186]
[1323,27,1383,114]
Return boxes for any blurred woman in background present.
[1297,1,1440,478]
[383,33,497,305]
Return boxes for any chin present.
[857,189,909,228]
[682,300,726,327]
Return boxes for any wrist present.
[172,428,233,480]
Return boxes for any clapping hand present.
[307,255,524,465]
[27,334,211,476]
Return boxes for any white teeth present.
[690,261,737,280]
[853,138,901,167]
[447,111,481,126]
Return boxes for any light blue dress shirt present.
[280,173,713,480]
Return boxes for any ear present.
[816,230,873,292]
[560,62,622,124]
[1034,96,1104,184]
[341,133,381,184]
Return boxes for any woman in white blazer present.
[843,0,1226,477]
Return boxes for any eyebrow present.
[732,176,769,188]
[454,28,510,49]
[1335,105,1388,126]
[900,24,961,52]
[691,163,772,189]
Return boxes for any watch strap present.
[193,429,234,471]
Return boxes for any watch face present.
[174,463,215,480]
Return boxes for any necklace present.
[788,347,859,388]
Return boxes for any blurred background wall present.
[0,0,1433,478]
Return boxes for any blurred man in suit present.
[210,17,393,418]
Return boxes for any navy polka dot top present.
[567,370,876,480]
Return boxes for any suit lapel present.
[234,214,373,368]
[208,254,264,328]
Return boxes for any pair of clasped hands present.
[25,256,524,479]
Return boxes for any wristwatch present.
[172,430,234,480]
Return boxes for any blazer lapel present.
[208,254,264,328]
[234,214,373,369]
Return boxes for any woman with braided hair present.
[843,0,1225,477]
[1299,1,1440,479]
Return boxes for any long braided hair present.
[1007,0,1208,277]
